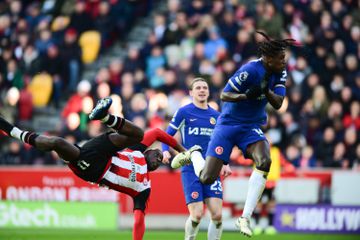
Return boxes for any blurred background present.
[0,0,359,238]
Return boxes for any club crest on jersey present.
[143,178,148,186]
[210,117,216,125]
[191,191,199,199]
[239,71,248,81]
[215,146,223,155]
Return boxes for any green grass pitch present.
[0,229,359,240]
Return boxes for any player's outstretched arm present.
[141,128,186,152]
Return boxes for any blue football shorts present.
[181,169,223,205]
[206,123,267,164]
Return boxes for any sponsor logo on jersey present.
[215,146,223,155]
[210,117,216,125]
[191,191,199,199]
[128,155,136,182]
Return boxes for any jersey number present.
[252,128,264,136]
[210,180,222,192]
[77,160,90,170]
[280,70,287,82]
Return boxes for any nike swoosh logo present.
[189,119,197,121]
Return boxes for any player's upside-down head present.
[144,148,163,171]
[256,31,298,73]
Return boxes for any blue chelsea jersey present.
[219,58,287,125]
[166,103,220,171]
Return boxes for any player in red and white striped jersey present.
[0,98,185,240]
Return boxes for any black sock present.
[104,115,125,131]
[20,131,39,147]
[253,211,260,225]
[0,117,14,135]
[268,212,274,226]
[191,220,199,228]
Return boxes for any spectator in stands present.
[327,142,347,168]
[123,47,144,73]
[203,26,228,62]
[60,28,82,94]
[256,2,283,39]
[316,127,336,167]
[343,127,358,167]
[19,45,42,77]
[343,101,360,130]
[69,0,94,34]
[41,44,63,107]
[62,79,92,119]
[4,59,23,90]
[94,1,115,48]
[146,46,166,82]
[25,2,45,31]
[294,145,317,169]
[35,29,55,55]
[17,87,33,123]
[0,139,26,165]
[108,59,123,93]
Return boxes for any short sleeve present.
[223,66,258,93]
[168,108,185,130]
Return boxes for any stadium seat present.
[51,16,70,32]
[79,30,101,64]
[28,73,53,107]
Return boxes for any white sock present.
[185,216,200,240]
[191,151,205,177]
[10,127,23,139]
[242,169,267,219]
[208,220,223,240]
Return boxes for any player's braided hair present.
[256,31,297,57]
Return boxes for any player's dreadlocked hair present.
[256,31,298,57]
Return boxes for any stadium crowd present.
[0,0,359,171]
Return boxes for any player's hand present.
[245,85,262,100]
[220,164,232,179]
[162,151,171,164]
[260,71,271,93]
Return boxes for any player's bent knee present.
[193,213,203,222]
[256,157,272,172]
[211,212,222,222]
[199,173,217,185]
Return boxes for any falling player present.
[0,97,186,240]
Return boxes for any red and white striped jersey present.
[100,149,151,197]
